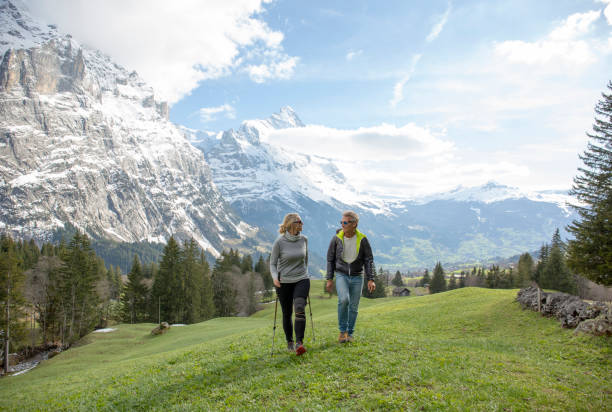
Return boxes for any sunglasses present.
[341,220,355,225]
[293,220,303,225]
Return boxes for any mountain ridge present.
[0,0,264,256]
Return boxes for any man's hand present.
[367,280,376,293]
[273,279,281,288]
[326,279,333,293]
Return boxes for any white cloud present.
[261,122,453,162]
[256,121,529,197]
[199,104,236,123]
[390,54,421,108]
[346,49,363,61]
[25,0,297,104]
[246,52,299,83]
[596,0,612,25]
[495,10,605,67]
[549,10,601,40]
[426,3,451,43]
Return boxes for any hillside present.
[1,286,609,411]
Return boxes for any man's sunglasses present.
[341,220,355,225]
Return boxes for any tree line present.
[0,232,273,372]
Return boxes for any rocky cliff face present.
[0,0,255,254]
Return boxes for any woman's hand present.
[367,280,376,293]
[273,279,281,288]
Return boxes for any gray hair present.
[342,210,359,226]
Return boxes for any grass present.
[1,282,610,411]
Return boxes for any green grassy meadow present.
[1,284,610,411]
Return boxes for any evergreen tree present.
[517,252,535,288]
[567,81,612,286]
[459,271,466,288]
[151,237,182,323]
[0,235,26,372]
[240,254,254,273]
[211,258,236,316]
[534,245,549,285]
[254,254,273,295]
[541,230,575,293]
[448,273,457,290]
[420,269,431,287]
[122,255,149,323]
[392,270,404,287]
[429,262,446,294]
[486,265,500,288]
[199,251,215,320]
[58,232,101,343]
[362,274,386,298]
[182,239,204,323]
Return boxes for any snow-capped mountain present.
[0,0,259,255]
[195,109,577,270]
[417,181,573,211]
[186,106,378,211]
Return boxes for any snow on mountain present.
[193,108,576,270]
[187,106,385,213]
[0,0,259,255]
[416,181,573,215]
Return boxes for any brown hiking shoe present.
[346,335,354,343]
[338,332,348,343]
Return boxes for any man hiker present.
[326,210,375,343]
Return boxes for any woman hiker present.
[270,213,310,355]
[326,210,375,343]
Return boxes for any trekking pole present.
[271,297,278,357]
[307,294,315,343]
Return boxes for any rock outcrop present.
[516,286,611,336]
[0,0,260,254]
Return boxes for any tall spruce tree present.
[151,237,182,323]
[0,235,26,372]
[567,81,612,286]
[542,230,575,293]
[420,269,431,287]
[199,251,215,321]
[59,232,101,342]
[211,257,236,316]
[122,255,149,323]
[517,252,535,287]
[429,262,446,294]
[534,245,549,285]
[392,270,404,286]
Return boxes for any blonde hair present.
[342,210,359,226]
[279,213,301,234]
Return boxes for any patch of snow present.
[93,328,116,333]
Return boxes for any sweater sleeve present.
[269,238,281,282]
[304,236,309,273]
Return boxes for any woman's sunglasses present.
[341,220,355,225]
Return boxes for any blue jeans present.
[336,272,363,336]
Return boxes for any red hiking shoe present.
[295,342,306,356]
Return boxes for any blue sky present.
[27,0,612,197]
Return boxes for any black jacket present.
[326,228,374,281]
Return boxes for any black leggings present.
[276,278,310,343]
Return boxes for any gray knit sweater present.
[270,233,309,283]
